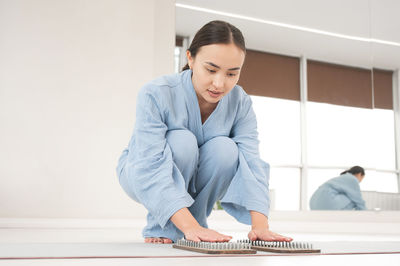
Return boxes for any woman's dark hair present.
[341,166,365,176]
[182,20,246,71]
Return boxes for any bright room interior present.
[1,0,400,265]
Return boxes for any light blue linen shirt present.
[310,173,367,210]
[117,70,270,227]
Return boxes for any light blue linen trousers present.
[119,129,238,241]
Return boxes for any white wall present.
[0,0,175,218]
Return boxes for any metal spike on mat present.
[235,239,321,254]
[172,239,257,254]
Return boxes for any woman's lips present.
[208,90,222,98]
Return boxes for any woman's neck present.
[195,91,217,111]
[196,92,218,123]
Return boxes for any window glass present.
[269,167,300,210]
[360,170,398,193]
[307,102,396,170]
[251,96,301,210]
[370,108,396,170]
[251,96,301,166]
[174,47,181,73]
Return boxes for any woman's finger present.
[271,231,293,241]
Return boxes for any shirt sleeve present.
[339,177,367,210]
[220,94,270,224]
[124,87,194,227]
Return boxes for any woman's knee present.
[118,168,140,202]
[201,136,239,171]
[166,129,199,166]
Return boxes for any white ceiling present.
[175,0,400,70]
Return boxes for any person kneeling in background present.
[310,166,367,210]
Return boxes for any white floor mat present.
[0,241,399,259]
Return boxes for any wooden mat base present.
[252,246,321,253]
[172,244,257,254]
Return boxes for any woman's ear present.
[186,50,193,69]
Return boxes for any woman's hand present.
[249,210,292,242]
[184,225,232,242]
[248,227,292,242]
[170,207,231,242]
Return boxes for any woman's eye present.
[207,68,216,73]
[227,73,237,77]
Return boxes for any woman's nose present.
[212,74,225,89]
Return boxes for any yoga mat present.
[0,241,399,260]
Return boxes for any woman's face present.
[355,173,365,182]
[187,43,245,106]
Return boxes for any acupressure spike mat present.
[172,239,257,254]
[237,239,321,253]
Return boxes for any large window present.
[175,39,399,211]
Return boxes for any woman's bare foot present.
[144,237,173,244]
